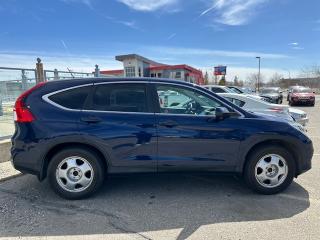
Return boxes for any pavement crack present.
[0,187,152,240]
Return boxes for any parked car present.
[288,87,315,106]
[227,86,273,102]
[289,108,309,126]
[287,86,303,101]
[11,78,313,199]
[259,87,283,104]
[203,85,234,93]
[218,93,308,127]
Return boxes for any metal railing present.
[0,65,96,138]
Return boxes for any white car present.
[218,93,308,126]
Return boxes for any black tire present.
[48,148,105,200]
[244,145,295,195]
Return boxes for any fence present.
[0,63,97,139]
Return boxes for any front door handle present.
[159,120,178,128]
[80,116,102,123]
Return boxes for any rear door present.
[79,82,157,173]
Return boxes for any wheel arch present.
[242,139,300,177]
[40,142,109,181]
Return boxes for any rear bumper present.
[11,139,45,179]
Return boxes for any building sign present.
[214,66,227,76]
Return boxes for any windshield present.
[293,88,312,93]
[260,89,279,94]
[228,87,243,94]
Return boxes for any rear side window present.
[86,83,148,113]
[48,86,91,110]
[211,87,225,93]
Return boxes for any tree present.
[301,65,320,78]
[218,75,226,86]
[204,71,209,85]
[269,73,283,86]
[233,76,239,86]
[246,73,258,89]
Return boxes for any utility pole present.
[256,56,261,92]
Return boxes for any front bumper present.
[292,98,315,104]
[296,139,313,175]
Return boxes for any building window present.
[157,73,162,78]
[125,67,135,77]
[175,71,181,79]
[138,67,141,77]
[151,73,155,77]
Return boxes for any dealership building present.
[100,54,204,85]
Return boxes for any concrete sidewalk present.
[0,161,22,182]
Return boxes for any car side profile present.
[217,92,308,126]
[11,78,313,199]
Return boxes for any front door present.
[153,83,243,172]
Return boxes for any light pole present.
[256,56,261,92]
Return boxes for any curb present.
[0,172,23,183]
[0,139,11,163]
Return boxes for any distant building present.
[100,54,204,85]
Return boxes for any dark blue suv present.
[11,78,313,199]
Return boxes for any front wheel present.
[244,146,295,194]
[48,148,105,199]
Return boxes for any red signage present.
[214,66,227,76]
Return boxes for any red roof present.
[100,69,124,75]
[149,64,202,75]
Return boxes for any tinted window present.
[211,87,226,93]
[87,83,148,113]
[156,84,222,116]
[49,86,91,109]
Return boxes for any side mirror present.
[215,107,239,121]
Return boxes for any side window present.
[156,84,221,116]
[87,83,148,113]
[48,86,91,110]
[211,87,225,93]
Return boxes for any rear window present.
[48,86,91,110]
[86,83,148,113]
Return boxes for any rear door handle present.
[159,120,178,128]
[80,116,102,123]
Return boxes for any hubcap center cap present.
[266,164,278,177]
[68,167,82,181]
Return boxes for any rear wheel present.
[244,146,295,194]
[48,148,105,199]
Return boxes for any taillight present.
[14,82,46,122]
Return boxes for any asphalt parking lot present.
[0,99,319,240]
